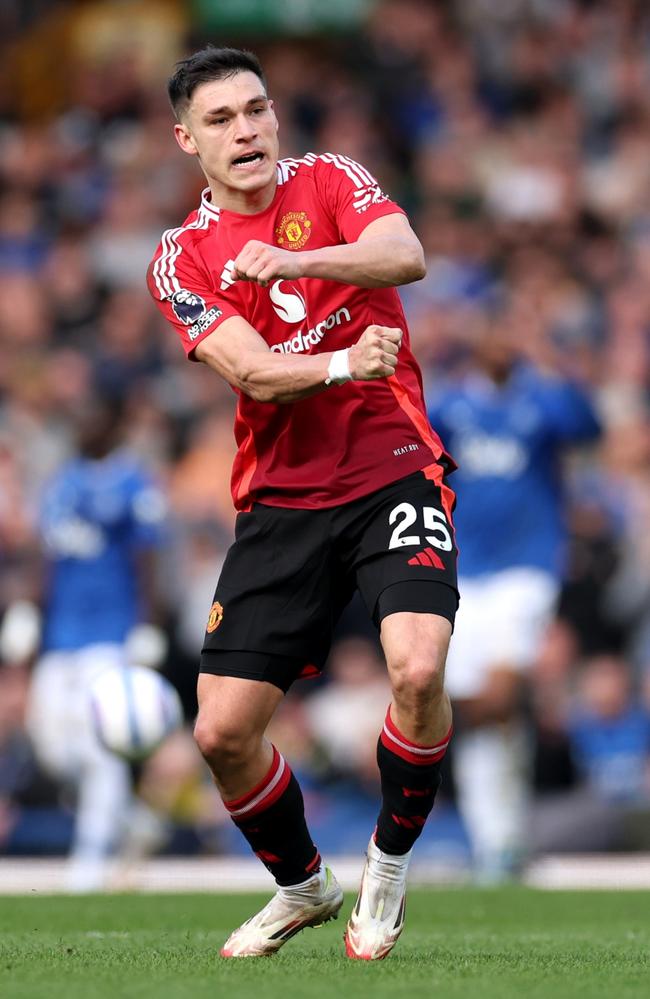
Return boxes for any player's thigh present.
[196,673,284,745]
[380,610,453,691]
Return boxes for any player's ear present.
[174,121,198,157]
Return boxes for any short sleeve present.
[147,234,241,358]
[313,153,407,244]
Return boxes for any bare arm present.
[194,315,402,404]
[233,214,426,289]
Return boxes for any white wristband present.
[325,348,352,386]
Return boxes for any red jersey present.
[147,153,450,511]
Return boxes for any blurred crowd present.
[2,0,650,872]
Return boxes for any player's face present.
[174,71,279,210]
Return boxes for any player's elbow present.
[241,383,278,403]
[396,241,426,283]
[237,377,270,403]
[198,343,278,402]
[238,378,297,405]
[409,244,427,281]
[236,366,279,404]
[234,353,300,403]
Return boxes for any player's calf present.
[375,706,451,855]
[346,708,452,960]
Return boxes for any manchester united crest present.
[275,211,312,249]
[206,601,224,633]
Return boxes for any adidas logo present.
[407,547,444,569]
[220,259,237,291]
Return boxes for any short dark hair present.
[168,46,266,120]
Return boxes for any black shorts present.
[200,467,459,692]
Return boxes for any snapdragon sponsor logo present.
[270,307,352,354]
[269,280,306,323]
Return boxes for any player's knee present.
[193,715,255,770]
[390,654,446,704]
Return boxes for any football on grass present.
[88,664,183,760]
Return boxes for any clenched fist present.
[233,240,303,286]
[348,325,402,380]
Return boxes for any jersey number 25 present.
[388,503,452,551]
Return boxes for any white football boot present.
[345,837,411,960]
[220,866,343,957]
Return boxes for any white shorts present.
[27,644,128,777]
[444,567,559,700]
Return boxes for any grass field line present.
[2,853,650,893]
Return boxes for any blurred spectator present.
[571,654,650,803]
[304,637,391,790]
[428,318,601,880]
[531,653,650,854]
[24,395,169,890]
[0,664,62,854]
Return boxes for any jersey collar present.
[200,188,222,221]
[200,178,281,220]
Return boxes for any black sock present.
[375,706,452,855]
[223,746,320,886]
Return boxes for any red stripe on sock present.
[392,814,416,829]
[392,813,427,829]
[380,730,450,766]
[305,851,322,873]
[224,746,293,819]
[224,747,281,813]
[385,707,453,751]
[381,707,453,766]
[256,850,282,863]
[242,762,291,820]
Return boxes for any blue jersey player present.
[427,323,600,879]
[27,397,167,891]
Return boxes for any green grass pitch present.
[1,888,649,999]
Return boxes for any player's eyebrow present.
[203,96,269,119]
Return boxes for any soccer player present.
[148,46,458,960]
[427,321,600,880]
[26,396,167,891]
